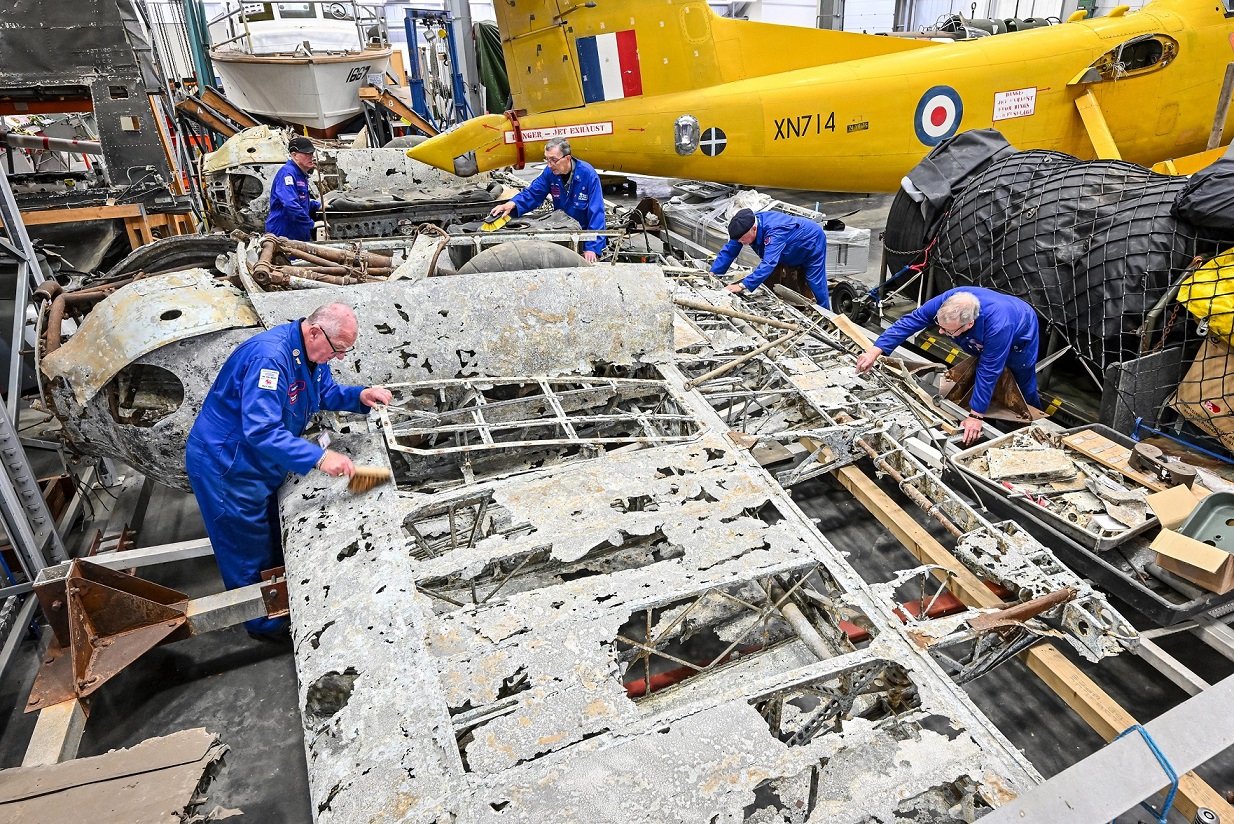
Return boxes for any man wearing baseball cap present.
[710,208,830,308]
[266,135,321,241]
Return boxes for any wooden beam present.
[148,95,187,197]
[0,204,142,228]
[388,50,409,87]
[830,314,875,350]
[834,464,1234,822]
[175,98,241,139]
[359,86,440,137]
[835,465,1001,607]
[22,699,88,767]
[200,87,259,129]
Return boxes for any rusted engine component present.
[40,270,262,406]
[200,129,503,235]
[250,235,395,288]
[28,559,189,710]
[101,234,238,280]
[44,284,119,357]
[967,586,1078,632]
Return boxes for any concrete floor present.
[0,179,1231,820]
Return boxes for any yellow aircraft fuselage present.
[409,0,1234,192]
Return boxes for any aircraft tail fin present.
[496,1,935,115]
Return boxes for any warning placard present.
[504,121,614,144]
[993,88,1037,122]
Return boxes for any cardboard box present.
[1145,484,1211,530]
[1151,529,1234,594]
[1170,336,1234,453]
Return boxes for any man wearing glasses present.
[855,287,1041,445]
[186,302,393,642]
[487,137,607,262]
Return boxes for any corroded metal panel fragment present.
[41,271,260,405]
[245,266,674,387]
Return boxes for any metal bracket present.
[28,558,188,711]
[260,566,288,618]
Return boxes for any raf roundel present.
[914,86,963,146]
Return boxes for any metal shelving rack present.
[0,161,68,681]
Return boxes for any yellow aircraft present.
[407,0,1234,192]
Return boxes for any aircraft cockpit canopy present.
[1070,33,1178,84]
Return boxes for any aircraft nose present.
[405,113,511,176]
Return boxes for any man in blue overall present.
[487,137,607,262]
[855,287,1041,444]
[711,208,831,308]
[186,303,393,641]
[266,135,320,241]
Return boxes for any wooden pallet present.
[1060,429,1169,492]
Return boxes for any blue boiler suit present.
[186,321,367,634]
[509,158,607,257]
[265,159,320,241]
[874,286,1042,415]
[710,211,830,308]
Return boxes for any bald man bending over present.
[855,287,1041,445]
[186,303,392,641]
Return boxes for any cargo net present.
[929,150,1234,456]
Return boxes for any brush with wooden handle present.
[348,465,391,494]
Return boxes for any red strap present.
[505,109,525,170]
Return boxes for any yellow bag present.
[1178,251,1234,346]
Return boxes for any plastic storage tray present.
[945,471,1234,626]
[1178,491,1234,549]
[950,424,1158,552]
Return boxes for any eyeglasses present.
[937,321,970,337]
[544,154,569,167]
[318,326,355,355]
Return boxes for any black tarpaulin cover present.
[1172,157,1234,230]
[906,128,1019,240]
[931,150,1234,367]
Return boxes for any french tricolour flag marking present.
[577,30,642,104]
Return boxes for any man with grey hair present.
[488,137,607,262]
[186,302,393,641]
[855,286,1041,444]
